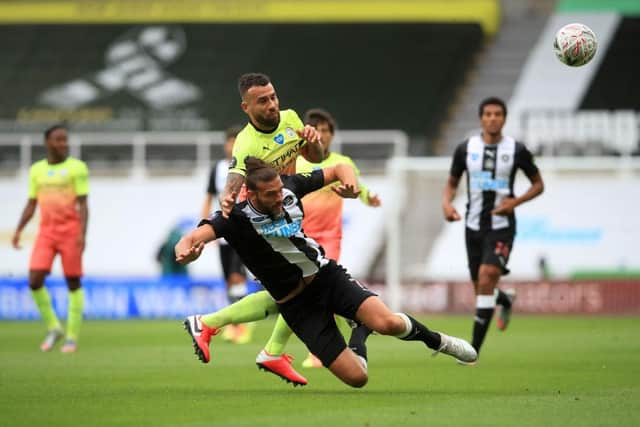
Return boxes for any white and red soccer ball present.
[553,23,598,67]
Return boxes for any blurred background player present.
[11,124,89,353]
[260,108,382,369]
[201,126,253,344]
[442,97,544,363]
[156,219,191,277]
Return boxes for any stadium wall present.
[0,174,391,278]
[368,280,640,315]
[0,22,482,141]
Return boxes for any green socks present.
[66,288,84,340]
[31,287,61,331]
[201,290,278,329]
[264,314,294,355]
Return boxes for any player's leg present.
[471,231,514,354]
[59,236,84,353]
[493,236,516,331]
[28,234,63,351]
[472,264,501,354]
[354,297,477,362]
[184,290,279,363]
[495,288,516,331]
[219,245,239,341]
[326,261,476,364]
[262,313,294,356]
[227,252,254,344]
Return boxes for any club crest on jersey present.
[470,153,480,161]
[285,127,296,138]
[47,169,55,176]
[274,134,285,145]
[283,195,295,207]
[501,154,510,162]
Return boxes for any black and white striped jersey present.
[201,170,328,300]
[206,159,231,244]
[206,159,230,197]
[450,135,539,232]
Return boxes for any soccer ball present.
[553,23,598,67]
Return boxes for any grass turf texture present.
[1,316,638,427]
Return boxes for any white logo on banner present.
[39,26,201,109]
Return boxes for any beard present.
[255,111,280,129]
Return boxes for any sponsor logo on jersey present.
[256,217,302,238]
[470,171,508,191]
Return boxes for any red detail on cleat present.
[185,315,220,364]
[257,352,308,386]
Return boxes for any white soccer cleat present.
[433,333,478,363]
[40,328,64,352]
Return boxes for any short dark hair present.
[225,125,242,140]
[44,124,67,140]
[245,156,278,191]
[238,73,271,98]
[478,97,507,118]
[304,108,336,134]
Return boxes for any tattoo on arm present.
[220,172,245,203]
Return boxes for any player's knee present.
[66,277,82,291]
[479,265,501,282]
[28,271,46,290]
[370,315,403,336]
[343,370,368,388]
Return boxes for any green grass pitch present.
[1,316,639,426]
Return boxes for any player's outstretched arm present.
[492,172,544,216]
[220,172,244,218]
[12,199,37,249]
[322,164,360,199]
[175,224,217,265]
[442,175,462,221]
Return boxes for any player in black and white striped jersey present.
[201,126,253,344]
[442,97,545,362]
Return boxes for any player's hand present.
[76,234,86,252]
[297,125,322,145]
[11,231,21,249]
[221,191,237,219]
[443,204,461,221]
[332,183,361,199]
[492,197,518,216]
[368,193,381,207]
[175,241,205,265]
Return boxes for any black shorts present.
[277,260,376,367]
[465,228,515,282]
[219,244,245,281]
